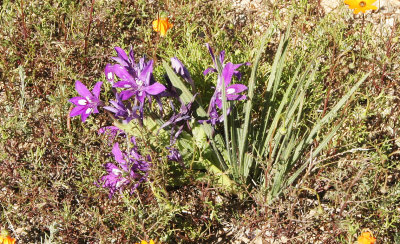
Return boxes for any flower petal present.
[112,64,134,82]
[160,21,168,36]
[129,47,135,64]
[139,60,153,84]
[136,91,146,103]
[112,143,125,164]
[69,97,87,106]
[215,98,222,109]
[75,80,92,97]
[227,84,248,94]
[221,62,235,86]
[93,106,99,114]
[119,90,136,100]
[219,50,225,64]
[80,109,91,122]
[203,67,217,76]
[113,47,129,66]
[145,82,166,95]
[227,94,246,101]
[103,106,119,114]
[104,162,120,174]
[205,43,216,67]
[70,106,86,117]
[113,81,137,89]
[92,82,103,98]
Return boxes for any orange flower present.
[358,231,376,244]
[135,240,155,244]
[344,0,378,14]
[0,231,16,244]
[152,17,173,36]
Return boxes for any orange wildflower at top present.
[152,17,173,36]
[136,240,156,244]
[357,231,376,244]
[0,231,16,244]
[344,0,378,14]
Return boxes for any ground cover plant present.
[1,0,400,243]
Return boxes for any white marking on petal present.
[116,180,123,188]
[116,178,128,188]
[112,168,123,175]
[107,72,113,80]
[138,91,143,96]
[78,99,87,105]
[86,96,93,103]
[226,88,236,94]
[124,84,131,88]
[85,108,93,114]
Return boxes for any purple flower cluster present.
[106,47,166,121]
[96,141,150,198]
[160,98,196,164]
[69,46,167,124]
[68,44,249,198]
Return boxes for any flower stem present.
[359,13,365,64]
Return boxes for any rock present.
[320,0,342,13]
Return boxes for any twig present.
[67,105,73,131]
[338,166,367,216]
[84,0,95,56]
[313,147,372,168]
[20,0,29,39]
[359,14,365,64]
[322,86,331,117]
[380,18,397,88]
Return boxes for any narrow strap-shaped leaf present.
[286,122,342,189]
[304,72,369,145]
[280,74,369,198]
[239,27,274,174]
[259,67,297,157]
[256,35,290,155]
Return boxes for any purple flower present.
[98,162,131,198]
[69,80,103,122]
[204,44,249,106]
[199,103,224,126]
[167,147,182,163]
[203,44,249,82]
[160,98,196,167]
[171,57,195,91]
[159,97,195,145]
[113,60,166,102]
[112,46,136,69]
[108,47,166,102]
[200,44,249,125]
[97,142,150,198]
[103,92,139,124]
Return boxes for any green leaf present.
[239,26,275,176]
